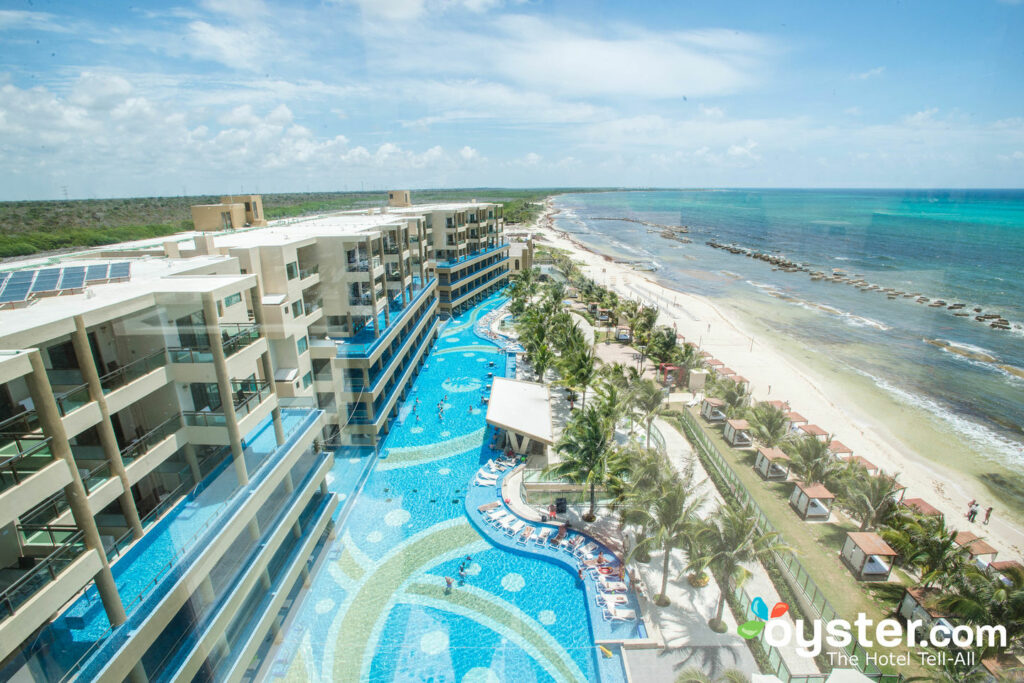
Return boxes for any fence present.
[676,409,900,682]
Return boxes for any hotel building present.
[0,192,510,681]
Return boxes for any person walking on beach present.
[968,502,980,523]
[966,499,976,518]
[984,507,993,525]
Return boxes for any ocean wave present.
[925,338,1024,383]
[851,368,1024,466]
[754,285,892,331]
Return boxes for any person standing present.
[984,507,993,525]
[968,502,979,523]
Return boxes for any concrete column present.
[183,441,202,483]
[202,294,248,486]
[365,237,380,338]
[301,565,311,588]
[128,662,149,683]
[397,230,408,306]
[25,351,127,628]
[272,616,285,644]
[250,281,284,446]
[71,316,144,540]
[260,569,272,590]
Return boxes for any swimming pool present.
[268,293,636,683]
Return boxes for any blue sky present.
[1,0,1023,199]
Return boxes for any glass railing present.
[99,350,168,394]
[346,256,381,272]
[120,415,182,464]
[54,384,91,416]
[303,298,323,314]
[446,255,510,287]
[277,396,316,410]
[0,528,86,621]
[450,262,510,304]
[348,292,373,306]
[335,279,437,358]
[81,461,112,494]
[435,241,507,267]
[231,379,272,419]
[298,265,318,279]
[169,324,260,363]
[0,437,53,494]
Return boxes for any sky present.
[0,0,1023,200]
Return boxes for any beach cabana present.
[841,532,897,581]
[732,375,750,390]
[763,399,790,412]
[828,440,853,460]
[706,358,724,369]
[615,326,631,342]
[789,481,835,521]
[981,655,1024,682]
[874,473,906,502]
[988,560,1024,586]
[700,397,727,423]
[723,419,752,448]
[798,424,829,442]
[754,446,790,481]
[901,497,942,518]
[955,531,998,569]
[596,307,611,322]
[785,411,807,433]
[898,588,955,638]
[717,366,736,379]
[846,455,877,474]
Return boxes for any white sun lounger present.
[517,526,535,544]
[474,476,496,486]
[503,519,525,537]
[598,577,628,592]
[477,470,498,480]
[533,527,552,544]
[596,593,629,606]
[565,535,586,552]
[603,605,637,621]
[575,541,598,558]
[488,511,513,526]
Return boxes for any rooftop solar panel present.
[58,266,86,291]
[0,271,35,304]
[30,268,62,293]
[85,264,109,282]
[108,262,131,280]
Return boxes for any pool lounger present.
[474,476,496,486]
[575,541,598,558]
[565,535,586,552]
[477,469,498,480]
[489,512,514,527]
[478,501,500,512]
[517,526,535,544]
[533,527,552,544]
[596,593,629,606]
[598,577,628,592]
[503,519,525,537]
[603,605,637,622]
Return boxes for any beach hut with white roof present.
[841,532,897,581]
[754,446,791,481]
[790,481,835,521]
[723,419,752,448]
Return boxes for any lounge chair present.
[477,470,498,480]
[486,510,511,524]
[473,476,496,486]
[596,593,629,606]
[503,519,525,537]
[575,542,598,558]
[603,605,637,621]
[478,501,500,512]
[565,535,586,552]
[549,526,568,546]
[533,527,552,544]
[517,526,535,544]
[598,577,628,592]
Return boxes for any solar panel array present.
[0,262,132,306]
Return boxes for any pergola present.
[485,377,554,457]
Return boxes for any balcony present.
[168,324,260,363]
[182,379,272,430]
[53,384,91,416]
[0,425,53,496]
[121,415,182,466]
[435,241,508,268]
[346,256,381,272]
[0,527,87,623]
[98,350,168,395]
[298,264,318,280]
[332,278,436,358]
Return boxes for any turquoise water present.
[270,292,633,683]
[555,189,1024,508]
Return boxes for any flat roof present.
[800,424,828,436]
[828,439,853,453]
[902,497,941,516]
[727,419,750,429]
[757,446,790,462]
[795,481,835,499]
[485,377,553,445]
[847,531,897,556]
[955,531,998,557]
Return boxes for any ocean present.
[551,189,1024,512]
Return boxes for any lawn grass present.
[678,406,928,678]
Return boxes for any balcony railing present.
[54,384,91,416]
[298,264,319,279]
[120,414,182,464]
[99,350,168,394]
[303,298,323,314]
[0,436,52,495]
[348,292,373,306]
[169,324,260,363]
[231,379,272,419]
[436,241,508,268]
[0,528,86,622]
[346,256,381,272]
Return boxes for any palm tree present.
[546,405,613,522]
[712,378,750,419]
[624,467,706,606]
[630,378,666,448]
[785,435,837,487]
[881,515,969,588]
[747,403,790,448]
[560,345,598,408]
[690,505,792,631]
[938,564,1024,652]
[593,380,629,438]
[676,669,750,683]
[846,469,902,531]
[531,343,555,383]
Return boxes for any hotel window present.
[224,292,242,308]
[302,371,313,389]
[291,300,303,317]
[297,336,309,355]
[286,261,299,280]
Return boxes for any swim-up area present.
[270,293,642,683]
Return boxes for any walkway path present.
[653,417,820,676]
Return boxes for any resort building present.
[0,190,505,680]
[955,531,999,569]
[507,239,534,274]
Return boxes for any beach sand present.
[525,199,1024,563]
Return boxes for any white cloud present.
[851,66,886,80]
[459,146,479,160]
[0,10,72,33]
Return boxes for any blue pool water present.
[270,292,633,683]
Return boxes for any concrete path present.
[654,417,820,676]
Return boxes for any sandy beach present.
[524,199,1024,563]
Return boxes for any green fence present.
[677,409,900,682]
